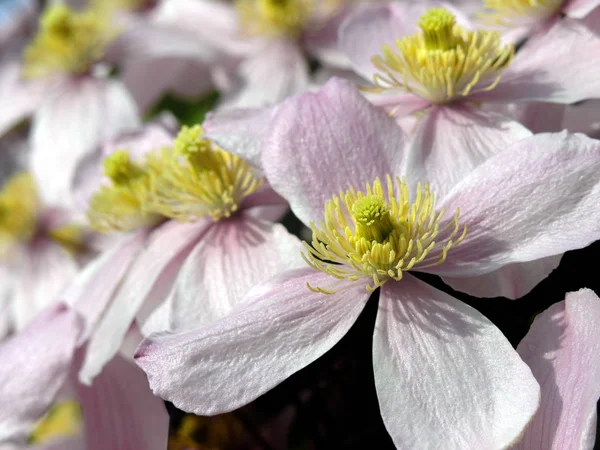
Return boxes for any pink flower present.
[0,304,169,450]
[514,288,600,449]
[135,80,600,448]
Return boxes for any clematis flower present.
[142,0,366,110]
[0,2,140,208]
[0,304,169,450]
[136,79,600,450]
[0,171,95,339]
[65,122,303,384]
[513,288,600,449]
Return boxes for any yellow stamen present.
[146,125,263,222]
[22,4,114,79]
[481,0,563,27]
[303,176,467,293]
[29,401,81,444]
[0,173,39,256]
[87,150,160,233]
[90,0,149,15]
[369,8,514,105]
[235,0,314,37]
[48,224,87,255]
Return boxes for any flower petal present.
[404,105,531,200]
[434,132,600,277]
[154,217,304,332]
[564,0,599,18]
[262,77,407,225]
[77,355,168,450]
[514,288,600,450]
[374,275,540,450]
[135,269,370,415]
[0,304,82,442]
[78,220,210,384]
[474,19,600,104]
[442,255,562,299]
[30,78,140,208]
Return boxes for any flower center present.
[235,0,314,37]
[145,125,263,222]
[22,4,114,79]
[0,173,39,256]
[370,8,514,105]
[480,0,563,28]
[29,401,81,445]
[303,176,467,293]
[87,150,160,233]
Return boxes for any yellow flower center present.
[87,150,160,233]
[370,8,514,105]
[481,0,563,27]
[146,125,263,222]
[22,4,114,79]
[235,0,314,37]
[303,176,467,293]
[90,0,149,15]
[29,401,81,445]
[0,173,39,255]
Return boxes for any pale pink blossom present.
[514,288,600,450]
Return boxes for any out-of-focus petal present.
[136,268,370,415]
[374,275,540,450]
[11,242,78,331]
[564,0,600,18]
[219,39,309,109]
[0,304,82,443]
[473,19,600,104]
[404,105,531,201]
[77,355,168,450]
[160,216,304,332]
[203,104,279,169]
[261,77,407,225]
[78,220,210,384]
[30,77,140,208]
[514,288,600,450]
[442,255,562,299]
[433,132,600,277]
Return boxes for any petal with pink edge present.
[262,77,407,225]
[514,288,600,450]
[78,220,210,385]
[0,304,82,442]
[77,355,168,450]
[135,268,370,415]
[473,19,600,104]
[404,105,531,201]
[433,132,600,277]
[159,217,304,332]
[442,255,562,299]
[30,77,139,209]
[374,275,540,450]
[218,39,309,110]
[203,104,280,169]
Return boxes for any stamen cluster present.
[235,0,315,37]
[303,175,467,292]
[370,8,514,104]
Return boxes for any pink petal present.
[564,0,600,18]
[261,77,407,225]
[302,6,353,69]
[77,355,168,450]
[514,289,600,450]
[160,216,304,332]
[219,39,309,109]
[78,220,210,384]
[374,276,540,449]
[11,241,79,331]
[240,185,289,222]
[30,77,140,208]
[0,304,82,442]
[474,19,600,104]
[63,230,149,341]
[135,268,370,415]
[442,255,562,299]
[203,104,280,168]
[404,105,531,201]
[433,132,600,277]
